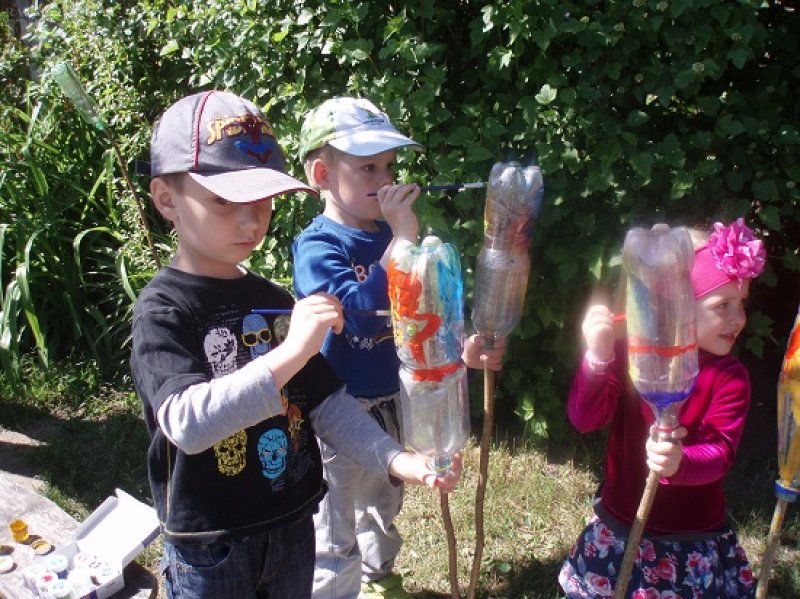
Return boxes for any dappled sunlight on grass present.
[396,427,800,598]
[1,358,798,598]
[396,439,597,598]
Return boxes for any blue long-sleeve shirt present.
[292,215,400,398]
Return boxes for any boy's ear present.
[150,177,177,222]
[310,158,331,190]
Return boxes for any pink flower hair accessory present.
[691,217,766,298]
[708,217,766,280]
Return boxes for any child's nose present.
[379,168,394,186]
[238,204,264,229]
[730,303,746,325]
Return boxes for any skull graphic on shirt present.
[204,327,238,377]
[213,429,247,476]
[258,429,288,479]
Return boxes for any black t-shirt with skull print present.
[131,266,342,543]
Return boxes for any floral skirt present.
[558,513,755,598]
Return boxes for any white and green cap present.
[298,97,422,161]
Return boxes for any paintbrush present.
[252,308,390,317]
[366,182,486,197]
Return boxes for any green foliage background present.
[2,0,799,435]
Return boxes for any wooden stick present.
[755,498,788,599]
[109,137,161,268]
[614,469,660,599]
[53,63,161,268]
[467,365,496,599]
[440,490,463,599]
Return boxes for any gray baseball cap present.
[298,97,421,161]
[150,90,316,202]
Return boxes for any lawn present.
[0,355,797,598]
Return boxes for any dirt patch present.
[0,419,61,494]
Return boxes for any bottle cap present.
[0,555,14,573]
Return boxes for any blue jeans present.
[162,516,315,599]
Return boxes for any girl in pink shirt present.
[559,218,766,598]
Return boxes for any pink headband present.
[691,218,766,298]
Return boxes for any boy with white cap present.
[293,97,503,599]
[130,90,462,599]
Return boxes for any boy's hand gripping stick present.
[468,162,543,599]
[614,224,699,599]
[756,305,800,599]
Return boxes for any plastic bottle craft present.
[614,224,698,599]
[623,224,699,429]
[52,61,160,268]
[465,161,544,599]
[776,306,800,502]
[388,236,469,476]
[52,62,107,130]
[471,161,544,343]
[756,305,800,598]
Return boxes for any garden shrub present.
[2,0,798,434]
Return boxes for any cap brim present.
[188,169,317,203]
[329,130,422,157]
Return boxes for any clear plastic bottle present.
[622,224,698,427]
[472,248,530,341]
[471,162,544,341]
[388,236,469,474]
[399,364,469,475]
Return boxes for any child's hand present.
[462,334,506,371]
[582,304,615,361]
[388,451,463,493]
[262,293,343,388]
[646,425,687,478]
[376,183,420,243]
[285,293,343,360]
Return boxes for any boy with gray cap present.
[130,90,462,599]
[293,97,503,599]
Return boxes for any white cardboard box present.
[46,488,160,599]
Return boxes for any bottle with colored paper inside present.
[622,224,698,429]
[388,236,469,475]
[776,305,800,501]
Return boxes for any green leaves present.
[535,84,557,105]
[3,0,797,434]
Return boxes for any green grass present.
[1,357,798,598]
[395,437,599,598]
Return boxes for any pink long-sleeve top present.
[568,340,750,534]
